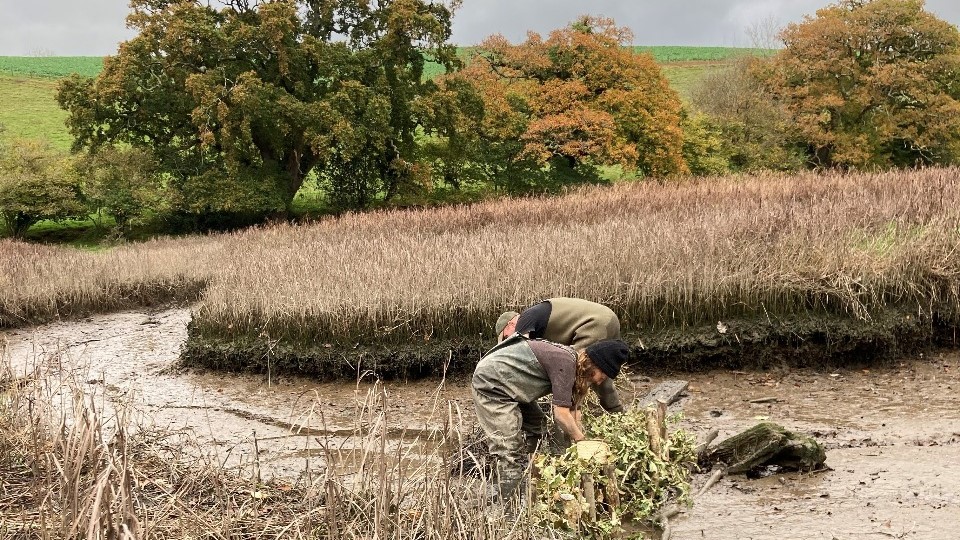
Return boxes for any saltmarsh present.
[3,169,960,375]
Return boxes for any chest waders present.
[471,335,575,500]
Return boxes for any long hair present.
[572,349,595,408]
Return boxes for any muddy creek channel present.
[3,307,959,539]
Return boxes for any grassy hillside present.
[0,76,73,150]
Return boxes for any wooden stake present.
[603,463,620,510]
[581,473,597,523]
[695,427,719,458]
[646,399,668,458]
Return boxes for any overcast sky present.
[2,0,960,56]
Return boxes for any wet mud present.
[3,307,959,538]
[670,357,960,539]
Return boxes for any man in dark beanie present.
[472,336,630,501]
[495,297,626,414]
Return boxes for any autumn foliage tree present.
[452,16,687,186]
[57,0,461,218]
[760,0,960,169]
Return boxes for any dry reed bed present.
[0,235,225,327]
[192,168,960,349]
[0,351,517,539]
[3,168,960,355]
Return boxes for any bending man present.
[472,336,630,500]
[495,297,626,413]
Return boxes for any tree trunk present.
[702,422,826,474]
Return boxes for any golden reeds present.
[0,235,222,327]
[193,168,960,347]
[4,168,960,364]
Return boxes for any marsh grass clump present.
[4,167,960,372]
[0,235,222,327]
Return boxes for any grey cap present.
[495,311,520,337]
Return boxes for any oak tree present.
[762,0,960,168]
[57,0,461,216]
[457,16,688,182]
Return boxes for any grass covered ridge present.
[4,168,959,375]
[182,168,960,376]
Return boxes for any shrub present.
[0,139,84,238]
[78,146,166,232]
[691,58,805,173]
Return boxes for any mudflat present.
[3,308,958,538]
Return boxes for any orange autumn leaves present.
[446,16,688,177]
[760,0,960,169]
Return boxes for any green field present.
[0,56,103,78]
[633,45,772,62]
[0,47,759,151]
[0,75,73,150]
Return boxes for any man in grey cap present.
[495,297,626,414]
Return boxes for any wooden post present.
[603,463,620,509]
[646,399,668,459]
[581,473,597,523]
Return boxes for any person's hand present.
[552,405,585,442]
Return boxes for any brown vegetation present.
[191,168,960,342]
[0,350,514,539]
[0,236,220,327]
[3,168,960,373]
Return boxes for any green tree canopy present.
[57,0,461,216]
[0,139,84,238]
[761,0,960,168]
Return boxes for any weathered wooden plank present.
[635,379,689,409]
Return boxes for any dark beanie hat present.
[585,340,631,379]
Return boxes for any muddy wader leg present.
[472,387,528,501]
[518,400,548,452]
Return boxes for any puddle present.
[3,307,959,537]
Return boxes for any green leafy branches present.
[532,409,697,539]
